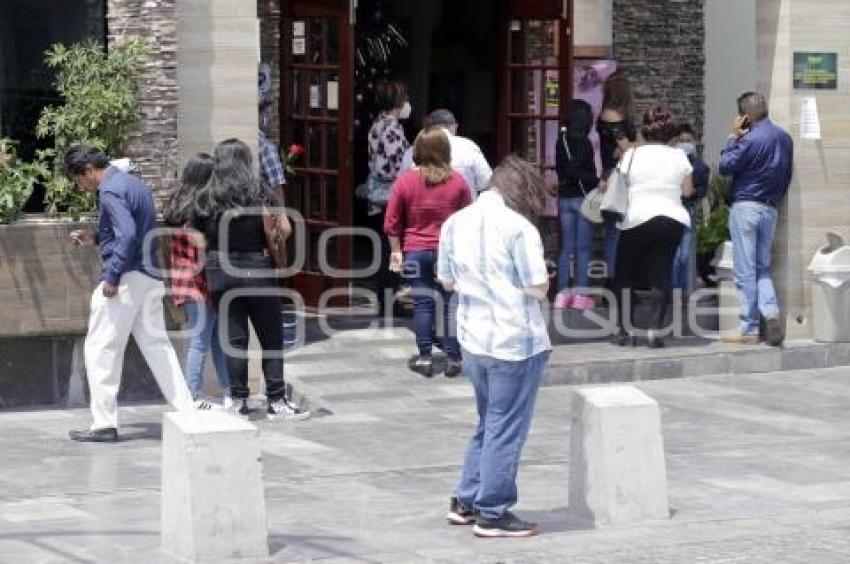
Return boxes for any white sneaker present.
[267,397,310,421]
[193,398,220,411]
[222,395,234,410]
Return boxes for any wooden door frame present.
[280,0,355,307]
[496,0,574,160]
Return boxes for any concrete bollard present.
[161,411,268,561]
[568,385,669,527]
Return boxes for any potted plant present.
[696,174,731,287]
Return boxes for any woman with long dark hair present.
[613,107,695,348]
[191,139,306,420]
[597,72,637,282]
[165,153,230,408]
[384,127,472,378]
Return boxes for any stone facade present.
[107,0,179,204]
[259,0,282,146]
[612,0,705,137]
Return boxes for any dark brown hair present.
[602,71,634,117]
[413,126,453,185]
[488,155,550,222]
[374,81,408,112]
[641,106,679,143]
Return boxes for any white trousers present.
[85,271,193,430]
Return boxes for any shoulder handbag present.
[600,147,637,223]
[366,175,394,206]
[561,132,603,224]
[261,204,289,271]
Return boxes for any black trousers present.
[614,216,685,332]
[206,252,285,401]
[368,209,399,314]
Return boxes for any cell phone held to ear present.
[739,115,751,131]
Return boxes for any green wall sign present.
[793,52,838,89]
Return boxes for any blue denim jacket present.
[96,167,159,285]
[719,118,793,205]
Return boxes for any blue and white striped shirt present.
[437,191,551,361]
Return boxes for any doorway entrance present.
[281,0,573,306]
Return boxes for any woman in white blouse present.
[613,106,695,348]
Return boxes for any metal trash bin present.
[808,232,850,342]
[712,241,739,335]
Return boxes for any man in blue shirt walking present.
[65,145,196,442]
[719,92,793,346]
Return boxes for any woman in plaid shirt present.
[164,154,230,407]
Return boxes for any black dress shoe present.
[407,354,434,378]
[611,330,638,347]
[69,428,118,443]
[444,359,463,378]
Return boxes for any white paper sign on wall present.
[310,85,321,109]
[327,81,339,111]
[800,96,821,140]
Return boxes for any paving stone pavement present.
[1,326,850,563]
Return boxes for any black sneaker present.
[764,316,784,347]
[230,398,251,416]
[444,359,463,378]
[69,428,118,443]
[472,512,538,538]
[407,354,434,378]
[446,496,475,525]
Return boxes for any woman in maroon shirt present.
[385,127,472,378]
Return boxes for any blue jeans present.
[671,207,696,296]
[730,201,780,334]
[184,300,230,398]
[557,197,594,291]
[603,214,620,280]
[403,250,460,360]
[455,349,550,519]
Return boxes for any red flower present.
[288,144,304,156]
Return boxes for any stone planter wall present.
[0,219,100,338]
[612,0,706,137]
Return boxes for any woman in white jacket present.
[613,106,695,348]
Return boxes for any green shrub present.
[696,174,732,255]
[0,139,50,224]
[36,37,149,215]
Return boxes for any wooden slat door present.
[281,0,354,306]
[497,0,573,190]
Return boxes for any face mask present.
[678,142,696,157]
[399,101,412,120]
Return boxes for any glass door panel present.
[283,1,353,306]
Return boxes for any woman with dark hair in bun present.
[612,106,695,348]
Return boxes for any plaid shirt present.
[259,131,285,188]
[168,229,208,306]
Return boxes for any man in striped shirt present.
[438,156,552,538]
